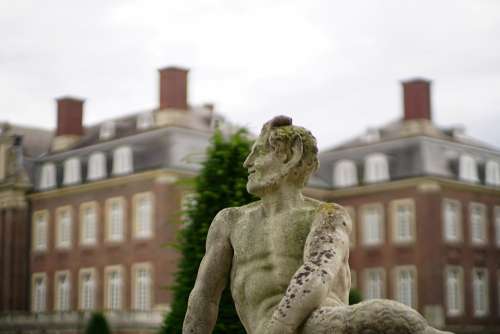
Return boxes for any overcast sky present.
[1,0,499,149]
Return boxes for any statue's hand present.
[264,317,296,334]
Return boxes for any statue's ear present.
[283,135,303,171]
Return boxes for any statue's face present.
[243,136,284,197]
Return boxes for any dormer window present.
[485,160,500,186]
[113,146,133,175]
[39,163,56,190]
[364,153,389,183]
[88,152,106,181]
[459,154,478,183]
[100,121,115,140]
[137,112,154,130]
[63,157,81,185]
[334,160,358,188]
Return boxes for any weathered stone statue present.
[183,116,452,334]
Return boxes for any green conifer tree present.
[84,312,112,334]
[161,129,256,334]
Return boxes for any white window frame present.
[87,152,106,181]
[363,267,385,299]
[334,160,358,188]
[79,268,96,310]
[32,210,48,252]
[56,206,72,249]
[100,121,115,140]
[105,265,124,310]
[391,199,415,244]
[485,160,500,186]
[54,270,71,311]
[63,157,81,185]
[361,204,384,246]
[80,202,98,246]
[393,266,417,309]
[445,266,464,317]
[106,197,125,242]
[132,263,153,311]
[32,272,47,312]
[472,267,489,317]
[133,192,154,239]
[112,146,133,175]
[469,203,487,246]
[458,154,479,183]
[39,162,56,190]
[364,153,389,184]
[442,199,462,243]
[137,112,154,130]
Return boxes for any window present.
[458,154,478,183]
[498,270,500,316]
[55,271,71,311]
[486,160,500,186]
[63,157,81,185]
[80,202,97,245]
[345,206,356,247]
[106,198,125,242]
[391,199,415,244]
[334,160,358,188]
[443,199,462,243]
[495,207,500,247]
[32,210,48,251]
[137,112,154,130]
[470,203,487,245]
[472,268,489,317]
[105,266,123,310]
[113,146,133,175]
[39,162,56,189]
[445,266,463,316]
[100,121,115,140]
[79,268,96,310]
[133,263,152,310]
[351,270,357,289]
[364,268,385,299]
[362,204,384,246]
[32,273,47,312]
[133,193,153,239]
[87,152,106,181]
[394,266,417,308]
[364,153,389,183]
[56,207,72,248]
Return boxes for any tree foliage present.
[349,288,362,305]
[85,312,112,334]
[161,129,256,334]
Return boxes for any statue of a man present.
[183,116,452,334]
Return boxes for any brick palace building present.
[0,72,499,333]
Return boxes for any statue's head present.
[243,115,319,197]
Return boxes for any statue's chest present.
[231,211,313,262]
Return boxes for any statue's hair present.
[260,115,319,186]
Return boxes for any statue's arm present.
[267,203,351,333]
[182,209,234,334]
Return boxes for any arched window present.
[137,112,154,130]
[112,146,133,175]
[63,157,81,185]
[364,153,389,183]
[485,160,500,186]
[87,152,106,181]
[39,162,56,189]
[472,268,489,317]
[334,160,358,188]
[458,154,478,183]
[100,121,115,140]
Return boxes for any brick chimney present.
[56,97,84,136]
[52,97,84,151]
[159,66,188,110]
[402,79,432,121]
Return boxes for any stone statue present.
[183,116,452,334]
